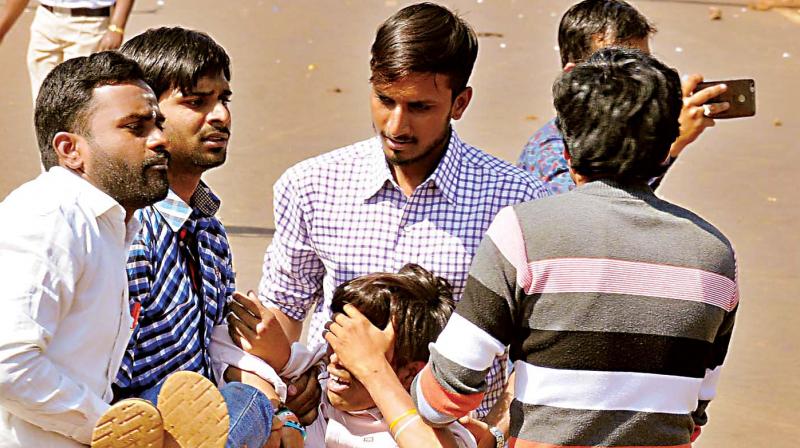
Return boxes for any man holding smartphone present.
[518,0,730,193]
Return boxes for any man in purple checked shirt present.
[227,2,549,444]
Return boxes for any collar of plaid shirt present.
[154,181,221,232]
[357,127,465,205]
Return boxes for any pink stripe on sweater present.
[525,258,738,312]
[485,206,532,288]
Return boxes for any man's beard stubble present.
[381,121,452,168]
[90,148,170,210]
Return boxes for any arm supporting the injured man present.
[412,206,523,426]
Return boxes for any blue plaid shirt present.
[114,184,235,399]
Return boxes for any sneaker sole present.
[157,371,229,448]
[91,398,164,448]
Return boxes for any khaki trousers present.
[27,5,109,101]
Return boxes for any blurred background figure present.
[0,0,134,101]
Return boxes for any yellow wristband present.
[388,408,418,432]
[107,24,124,35]
[392,415,421,440]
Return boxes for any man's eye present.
[187,98,204,107]
[125,123,143,131]
[410,104,431,112]
[378,96,394,106]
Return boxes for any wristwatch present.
[488,426,505,448]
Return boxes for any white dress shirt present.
[0,167,139,447]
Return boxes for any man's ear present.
[450,86,473,120]
[396,361,426,390]
[563,62,577,73]
[563,148,572,167]
[53,132,84,172]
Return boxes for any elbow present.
[0,343,42,400]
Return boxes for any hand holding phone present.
[695,79,756,119]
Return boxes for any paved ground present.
[1,0,798,446]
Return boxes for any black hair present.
[330,263,455,368]
[558,0,655,66]
[34,51,145,170]
[119,26,231,98]
[370,2,478,97]
[553,47,682,182]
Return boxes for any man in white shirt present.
[0,0,134,100]
[0,50,169,448]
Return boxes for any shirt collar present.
[154,182,221,232]
[49,166,122,219]
[427,128,464,205]
[359,128,464,205]
[575,179,655,200]
[344,406,384,421]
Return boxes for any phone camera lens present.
[737,94,746,103]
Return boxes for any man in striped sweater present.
[412,48,739,448]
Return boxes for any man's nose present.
[147,126,168,154]
[386,105,410,137]
[208,100,231,127]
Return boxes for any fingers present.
[296,406,319,427]
[223,366,243,383]
[231,290,263,316]
[227,313,258,351]
[285,369,322,422]
[703,101,730,117]
[228,299,260,332]
[341,303,365,319]
[271,415,284,432]
[281,427,306,448]
[264,416,282,448]
[681,73,703,98]
[685,83,727,107]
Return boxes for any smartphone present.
[695,79,756,119]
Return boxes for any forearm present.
[109,0,133,29]
[229,366,282,409]
[272,306,304,343]
[483,371,513,433]
[0,0,29,39]
[361,362,457,448]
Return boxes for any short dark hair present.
[34,51,145,170]
[558,0,655,66]
[553,48,682,182]
[330,263,455,368]
[120,26,231,98]
[370,2,478,97]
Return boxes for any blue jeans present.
[139,380,273,448]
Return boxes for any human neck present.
[168,171,202,204]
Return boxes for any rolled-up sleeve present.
[259,171,325,321]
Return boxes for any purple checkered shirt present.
[259,129,550,417]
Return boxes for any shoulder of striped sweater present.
[656,199,736,254]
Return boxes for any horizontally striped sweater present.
[412,180,738,448]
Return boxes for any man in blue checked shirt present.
[100,27,301,448]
